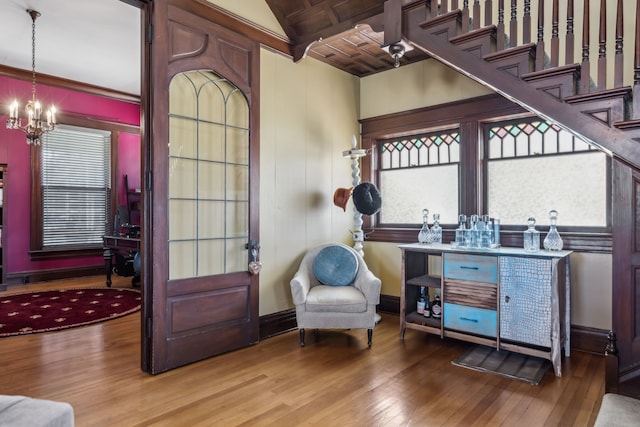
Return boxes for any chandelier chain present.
[31,12,36,101]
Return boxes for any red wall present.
[0,75,140,276]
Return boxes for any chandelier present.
[6,9,56,145]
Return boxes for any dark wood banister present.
[387,0,640,171]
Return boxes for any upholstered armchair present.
[290,243,381,347]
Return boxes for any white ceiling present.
[0,0,141,95]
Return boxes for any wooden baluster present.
[566,0,575,64]
[473,0,481,30]
[452,0,459,10]
[580,0,591,93]
[497,0,505,50]
[510,0,518,47]
[426,0,433,20]
[462,0,470,32]
[633,0,640,118]
[523,0,531,44]
[614,0,624,87]
[485,0,493,28]
[597,0,607,90]
[536,0,545,70]
[549,0,559,67]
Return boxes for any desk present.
[103,235,140,287]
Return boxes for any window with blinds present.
[41,125,111,248]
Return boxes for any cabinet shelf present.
[406,311,441,328]
[406,274,441,288]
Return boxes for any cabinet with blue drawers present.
[399,243,572,377]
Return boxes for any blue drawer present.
[444,302,497,337]
[443,253,498,284]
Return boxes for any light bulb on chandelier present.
[6,9,56,145]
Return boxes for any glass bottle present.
[523,217,540,252]
[431,213,442,243]
[469,214,479,248]
[431,293,442,319]
[480,214,492,248]
[454,214,467,248]
[423,290,431,318]
[492,218,501,248]
[418,208,430,244]
[543,209,564,251]
[417,286,426,314]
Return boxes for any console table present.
[103,235,140,287]
[399,243,572,377]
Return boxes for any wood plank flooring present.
[0,276,605,426]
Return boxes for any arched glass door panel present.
[168,70,249,280]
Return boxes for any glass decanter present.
[418,208,430,244]
[453,214,466,248]
[468,214,479,248]
[543,209,564,251]
[480,214,492,248]
[523,217,540,252]
[431,213,442,243]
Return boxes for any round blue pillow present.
[312,245,358,286]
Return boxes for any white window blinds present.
[41,125,111,248]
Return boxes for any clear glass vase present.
[418,208,430,244]
[523,217,540,252]
[431,213,442,243]
[543,209,564,251]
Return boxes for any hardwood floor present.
[0,276,605,426]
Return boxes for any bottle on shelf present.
[523,217,540,252]
[480,214,492,248]
[431,293,442,319]
[543,209,564,251]
[423,291,431,318]
[468,214,479,248]
[417,286,426,314]
[453,214,466,248]
[492,217,501,248]
[418,208,430,244]
[431,213,442,243]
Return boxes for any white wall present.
[259,49,360,315]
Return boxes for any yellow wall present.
[212,0,613,331]
[259,49,360,315]
[360,62,613,330]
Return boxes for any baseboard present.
[259,308,297,340]
[570,325,609,355]
[5,265,105,285]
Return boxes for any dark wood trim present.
[571,325,611,355]
[29,247,104,261]
[359,93,613,254]
[378,294,401,315]
[365,228,612,253]
[169,0,292,58]
[0,64,140,104]
[4,265,105,286]
[360,94,527,137]
[259,308,297,340]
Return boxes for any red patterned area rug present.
[0,288,141,337]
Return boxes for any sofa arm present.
[355,269,381,305]
[290,271,312,305]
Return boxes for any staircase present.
[386,0,640,171]
[385,0,640,395]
